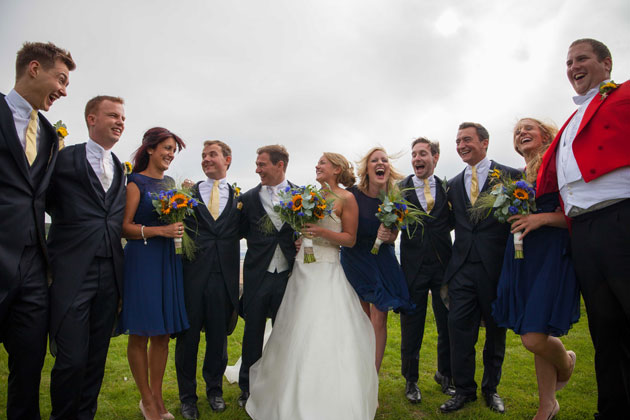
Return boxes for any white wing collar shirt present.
[86,138,114,192]
[5,89,41,152]
[556,81,630,216]
[259,179,289,273]
[199,177,229,216]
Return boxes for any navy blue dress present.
[117,173,189,336]
[340,186,415,314]
[492,192,580,336]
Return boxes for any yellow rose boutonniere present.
[237,201,243,210]
[232,182,241,197]
[599,80,618,100]
[124,161,133,175]
[54,120,68,150]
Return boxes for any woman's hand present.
[508,214,544,239]
[377,224,397,243]
[303,223,326,239]
[161,222,185,238]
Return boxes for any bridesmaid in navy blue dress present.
[119,127,189,420]
[341,147,414,373]
[493,118,579,420]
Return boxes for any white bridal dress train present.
[246,215,378,420]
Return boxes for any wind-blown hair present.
[356,147,403,194]
[513,118,558,183]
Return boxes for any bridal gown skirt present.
[246,220,378,420]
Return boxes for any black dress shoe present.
[483,392,505,414]
[439,393,477,413]
[405,381,422,403]
[434,371,456,396]
[237,391,250,408]
[180,402,199,420]
[208,395,226,412]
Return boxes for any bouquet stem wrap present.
[513,231,524,259]
[371,238,383,255]
[174,237,183,254]
[302,235,316,263]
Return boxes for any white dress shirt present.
[557,81,630,216]
[86,138,115,192]
[259,180,289,273]
[412,174,436,212]
[199,177,229,216]
[5,89,41,152]
[464,157,490,200]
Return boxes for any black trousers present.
[238,270,289,392]
[447,259,505,396]
[571,199,630,419]
[175,272,233,402]
[0,246,48,420]
[400,261,451,383]
[49,257,118,420]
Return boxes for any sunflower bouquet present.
[371,188,427,255]
[150,187,199,258]
[274,184,335,263]
[469,169,535,259]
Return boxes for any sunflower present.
[313,206,325,219]
[291,194,303,211]
[395,209,405,222]
[170,193,189,209]
[490,168,501,179]
[124,161,133,174]
[56,126,68,138]
[513,188,528,200]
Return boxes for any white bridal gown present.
[246,215,378,420]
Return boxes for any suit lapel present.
[192,181,215,228]
[576,94,605,138]
[403,176,424,211]
[0,96,32,187]
[433,174,445,210]
[75,144,107,210]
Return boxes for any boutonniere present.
[441,176,449,193]
[53,120,68,150]
[237,201,243,210]
[231,182,241,197]
[599,80,619,100]
[123,161,133,175]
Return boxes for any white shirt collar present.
[467,156,490,172]
[413,174,435,186]
[86,138,111,159]
[206,177,227,186]
[572,79,608,106]
[6,89,34,119]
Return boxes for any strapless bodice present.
[297,214,342,264]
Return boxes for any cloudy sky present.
[2,0,628,190]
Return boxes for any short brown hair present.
[16,42,75,80]
[257,145,289,171]
[458,122,489,142]
[84,96,124,124]
[571,38,612,70]
[411,137,440,156]
[204,140,232,159]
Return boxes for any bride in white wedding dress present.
[246,153,378,420]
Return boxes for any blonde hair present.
[356,147,403,194]
[323,152,355,187]
[513,118,558,183]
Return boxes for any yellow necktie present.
[470,165,479,205]
[424,178,435,213]
[25,110,38,166]
[208,180,220,219]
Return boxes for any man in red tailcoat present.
[537,38,630,420]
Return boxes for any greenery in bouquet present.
[371,187,428,254]
[150,186,198,259]
[469,169,535,258]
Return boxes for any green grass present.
[0,297,596,419]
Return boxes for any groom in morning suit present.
[237,145,297,407]
[399,137,454,404]
[0,41,75,420]
[439,122,520,414]
[537,38,630,419]
[46,96,127,420]
[175,140,241,419]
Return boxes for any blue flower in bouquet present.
[513,199,521,206]
[508,206,518,215]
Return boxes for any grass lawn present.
[0,296,596,419]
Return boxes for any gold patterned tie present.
[25,110,38,165]
[208,180,220,219]
[470,165,479,205]
[424,178,435,213]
